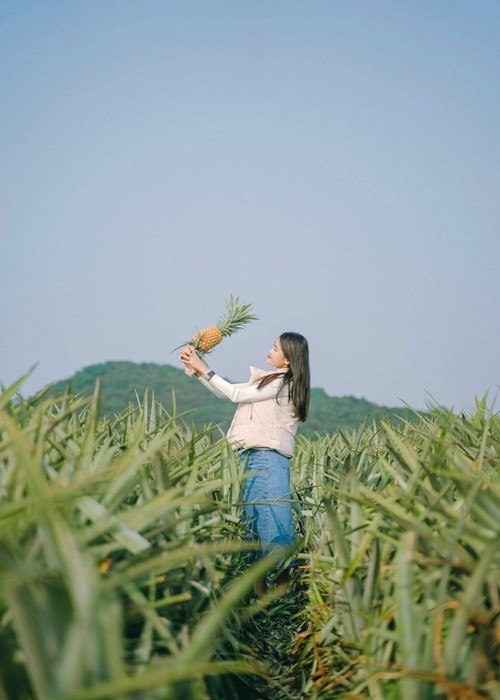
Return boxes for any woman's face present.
[266,339,289,369]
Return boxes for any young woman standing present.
[179,332,310,595]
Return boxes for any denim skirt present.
[239,448,296,566]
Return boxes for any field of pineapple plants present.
[0,371,498,699]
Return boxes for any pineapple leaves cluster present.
[190,295,258,354]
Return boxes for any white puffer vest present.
[225,366,298,457]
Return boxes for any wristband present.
[206,370,216,381]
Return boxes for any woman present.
[179,332,310,594]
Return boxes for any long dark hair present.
[257,332,310,422]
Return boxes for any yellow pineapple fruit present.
[193,325,223,352]
[191,295,257,354]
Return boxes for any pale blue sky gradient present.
[1,1,499,410]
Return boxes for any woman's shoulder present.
[249,366,282,381]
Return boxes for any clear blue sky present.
[1,1,499,411]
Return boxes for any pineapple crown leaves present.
[216,295,258,337]
[173,295,258,355]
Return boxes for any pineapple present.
[190,295,257,354]
[193,325,223,353]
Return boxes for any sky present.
[1,0,499,412]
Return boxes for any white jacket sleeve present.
[202,373,283,403]
[197,374,236,399]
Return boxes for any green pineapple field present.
[0,372,498,699]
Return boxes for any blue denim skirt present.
[239,448,296,567]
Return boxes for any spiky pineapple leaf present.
[217,295,258,338]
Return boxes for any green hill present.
[47,360,421,437]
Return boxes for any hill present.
[46,361,421,437]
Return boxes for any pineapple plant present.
[189,295,257,354]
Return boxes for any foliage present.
[1,372,498,699]
[0,374,278,699]
[291,397,500,699]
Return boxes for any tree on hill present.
[47,361,421,437]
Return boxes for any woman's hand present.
[179,345,210,377]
